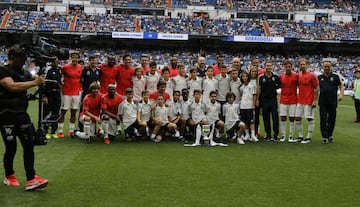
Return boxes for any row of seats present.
[0,0,358,13]
[1,10,359,40]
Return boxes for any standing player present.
[149,81,171,102]
[216,64,230,113]
[137,90,153,138]
[213,54,225,75]
[202,66,218,104]
[98,54,117,94]
[188,67,203,99]
[196,57,207,78]
[145,61,161,94]
[257,61,280,142]
[117,54,135,96]
[279,60,298,142]
[58,52,82,138]
[229,69,241,104]
[295,59,320,144]
[318,60,344,144]
[173,63,188,93]
[239,72,258,142]
[161,67,175,101]
[180,88,195,139]
[353,69,360,123]
[140,54,150,74]
[132,66,145,103]
[101,84,123,144]
[167,90,185,140]
[43,57,62,139]
[168,57,179,77]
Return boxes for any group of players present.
[43,51,344,145]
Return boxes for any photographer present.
[0,44,48,191]
[42,57,62,139]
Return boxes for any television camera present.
[26,36,69,145]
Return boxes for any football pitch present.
[0,96,359,207]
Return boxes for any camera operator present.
[0,44,48,191]
[42,57,62,139]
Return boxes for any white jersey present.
[132,76,146,102]
[180,99,192,120]
[137,100,153,122]
[216,74,230,101]
[189,101,206,124]
[145,72,161,93]
[167,100,182,121]
[173,75,188,92]
[249,79,258,91]
[153,105,169,126]
[187,77,203,98]
[118,100,137,129]
[202,77,218,103]
[205,101,221,125]
[239,83,256,109]
[223,102,240,129]
[230,78,242,104]
[163,78,174,101]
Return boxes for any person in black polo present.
[79,55,101,131]
[43,57,62,139]
[318,60,344,144]
[256,61,281,141]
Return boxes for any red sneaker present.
[3,174,20,186]
[58,132,64,138]
[104,138,110,145]
[25,175,48,191]
[68,131,75,138]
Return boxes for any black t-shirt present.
[318,73,341,104]
[0,65,30,114]
[258,73,280,101]
[81,67,102,95]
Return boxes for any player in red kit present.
[168,57,179,77]
[101,84,123,144]
[77,82,103,143]
[295,59,320,144]
[279,60,298,142]
[140,54,150,74]
[117,54,135,96]
[98,54,118,94]
[58,52,83,138]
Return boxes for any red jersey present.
[213,64,221,75]
[280,72,298,104]
[117,64,135,96]
[149,91,170,102]
[81,93,103,122]
[101,94,123,115]
[298,71,319,105]
[142,66,150,75]
[258,68,265,76]
[169,66,179,77]
[98,64,118,94]
[61,63,82,96]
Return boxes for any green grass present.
[1,97,360,207]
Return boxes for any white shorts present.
[279,104,297,117]
[295,104,315,119]
[61,95,81,110]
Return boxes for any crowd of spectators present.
[0,46,358,89]
[0,0,359,13]
[1,9,359,40]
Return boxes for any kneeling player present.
[101,84,123,144]
[223,92,245,144]
[77,82,103,143]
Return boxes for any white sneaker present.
[280,136,286,142]
[237,138,245,145]
[243,134,250,141]
[250,135,259,142]
[134,129,141,137]
[174,130,180,138]
[288,137,297,143]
